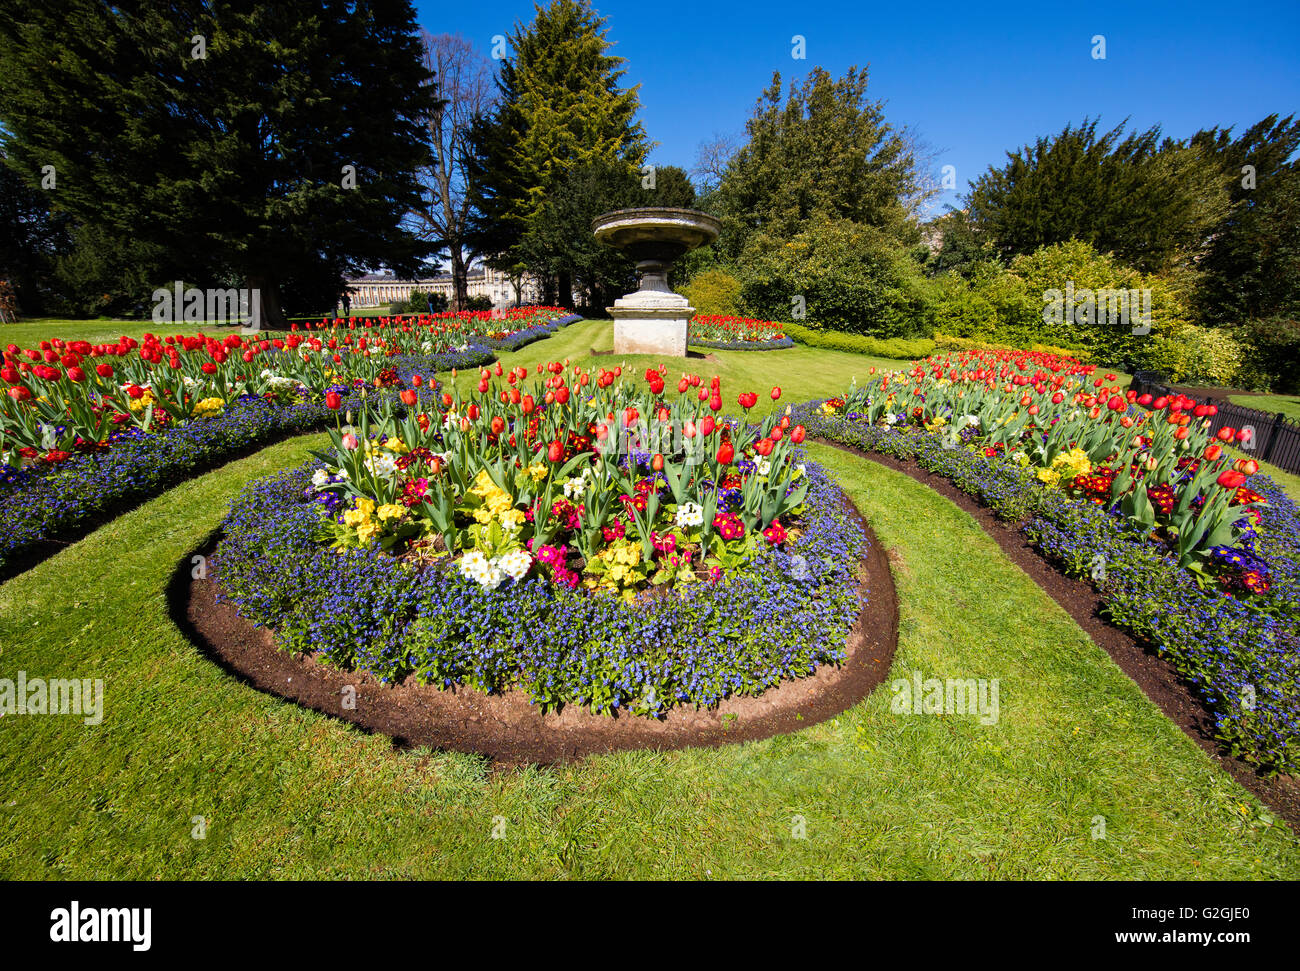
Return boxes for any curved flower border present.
[210,458,868,716]
[796,401,1300,774]
[0,354,446,578]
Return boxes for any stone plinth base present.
[608,293,694,357]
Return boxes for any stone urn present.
[591,207,721,356]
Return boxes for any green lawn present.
[0,431,1294,878]
[1231,393,1300,423]
[445,317,908,407]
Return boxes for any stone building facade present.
[344,267,543,310]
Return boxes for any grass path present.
[1,432,1295,879]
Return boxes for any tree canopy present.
[0,0,438,322]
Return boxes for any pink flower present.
[341,432,359,450]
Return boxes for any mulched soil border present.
[175,493,899,768]
[815,438,1300,832]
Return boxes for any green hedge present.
[783,320,935,359]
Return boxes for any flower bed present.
[0,353,444,579]
[212,457,865,715]
[798,347,1300,773]
[1,329,476,464]
[688,314,792,350]
[291,306,579,355]
[211,362,866,714]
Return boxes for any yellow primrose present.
[377,503,406,522]
[473,506,494,525]
[498,508,525,532]
[192,397,225,417]
[356,521,381,544]
[468,469,498,497]
[342,508,367,528]
[383,437,409,455]
[526,463,549,481]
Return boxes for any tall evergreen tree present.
[0,0,438,324]
[964,118,1230,274]
[1189,114,1300,323]
[467,0,646,302]
[713,67,927,259]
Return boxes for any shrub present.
[678,269,743,316]
[397,290,449,315]
[737,219,933,338]
[1236,316,1300,393]
[1139,323,1246,386]
[929,241,1192,369]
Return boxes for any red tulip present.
[325,391,342,410]
[1203,444,1222,461]
[490,416,505,435]
[716,441,734,465]
[1216,427,1235,443]
[1217,469,1246,490]
[790,424,806,444]
[1234,459,1259,476]
[400,389,418,407]
[651,453,664,472]
[547,440,564,463]
[701,415,715,436]
[738,392,758,410]
[770,386,782,400]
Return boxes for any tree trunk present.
[451,247,468,311]
[245,272,286,331]
[557,269,572,310]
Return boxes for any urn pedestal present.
[591,207,721,357]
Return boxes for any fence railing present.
[1129,371,1300,475]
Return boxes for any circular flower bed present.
[687,314,792,350]
[211,362,867,715]
[213,459,865,714]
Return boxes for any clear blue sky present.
[413,0,1300,214]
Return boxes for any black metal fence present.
[1129,371,1300,475]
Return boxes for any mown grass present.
[0,430,1295,879]
[1231,393,1300,423]
[0,317,174,346]
[444,318,908,409]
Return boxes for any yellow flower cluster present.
[342,497,406,545]
[525,463,549,482]
[583,541,645,597]
[127,390,156,414]
[469,469,524,531]
[1036,448,1092,489]
[191,397,225,418]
